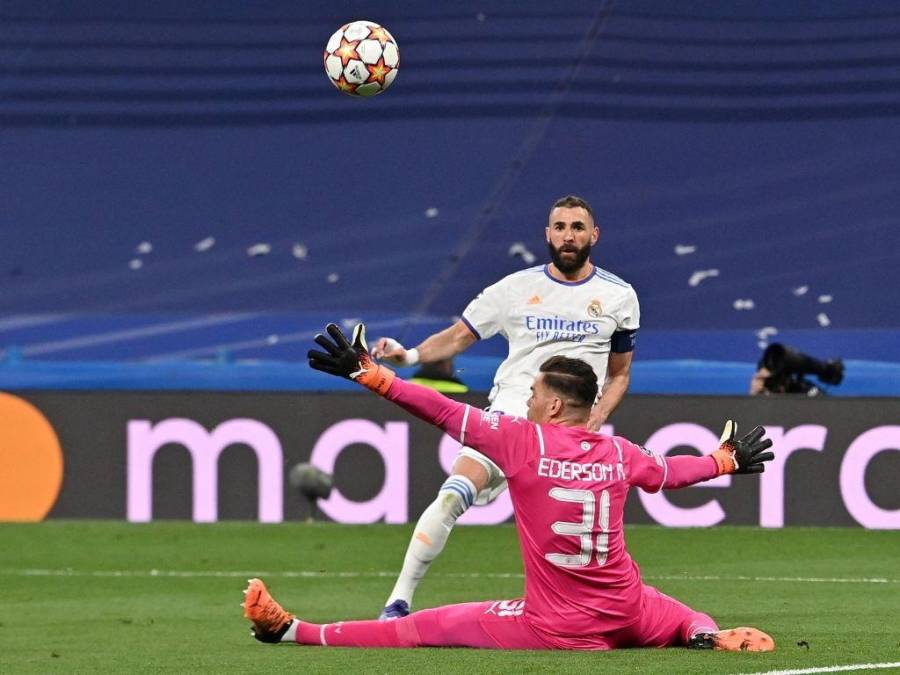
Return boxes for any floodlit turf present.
[1,522,897,674]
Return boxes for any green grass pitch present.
[1,522,897,674]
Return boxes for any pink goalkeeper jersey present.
[385,378,719,649]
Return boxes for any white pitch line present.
[2,569,897,585]
[648,574,898,585]
[737,663,900,675]
[8,568,895,675]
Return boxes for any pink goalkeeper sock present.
[294,616,422,647]
[291,602,533,649]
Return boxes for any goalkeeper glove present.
[307,323,395,396]
[711,420,774,475]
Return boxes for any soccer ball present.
[323,20,399,97]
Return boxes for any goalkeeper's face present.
[526,375,559,424]
[546,206,599,274]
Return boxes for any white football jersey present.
[462,264,639,400]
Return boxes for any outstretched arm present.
[663,455,719,489]
[308,323,529,473]
[627,421,775,492]
[385,378,476,443]
[372,320,477,367]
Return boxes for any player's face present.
[546,206,599,274]
[526,374,559,423]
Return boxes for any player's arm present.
[589,350,632,430]
[591,287,640,430]
[371,320,477,367]
[374,277,506,366]
[308,323,528,473]
[626,421,775,492]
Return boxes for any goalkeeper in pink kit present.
[242,323,776,652]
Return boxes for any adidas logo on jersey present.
[527,295,542,305]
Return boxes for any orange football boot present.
[688,626,775,652]
[242,578,295,643]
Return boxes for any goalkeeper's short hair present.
[539,356,598,409]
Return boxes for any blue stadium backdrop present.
[0,0,898,396]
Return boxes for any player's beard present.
[548,241,591,274]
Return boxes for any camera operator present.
[749,343,844,397]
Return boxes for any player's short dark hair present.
[550,195,594,221]
[539,356,598,408]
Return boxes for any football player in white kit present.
[371,195,640,619]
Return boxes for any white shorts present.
[456,387,529,505]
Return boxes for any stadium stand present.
[1,0,898,393]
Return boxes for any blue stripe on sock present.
[444,477,476,496]
[443,477,473,490]
[440,479,475,507]
[442,481,474,506]
[443,478,475,500]
[440,484,471,506]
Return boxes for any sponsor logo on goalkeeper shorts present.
[486,600,525,617]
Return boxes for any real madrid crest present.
[587,299,603,318]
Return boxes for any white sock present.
[281,619,298,643]
[384,475,477,608]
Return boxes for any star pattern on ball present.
[334,76,357,94]
[335,38,361,67]
[365,57,391,86]
[324,22,398,97]
[368,26,393,46]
